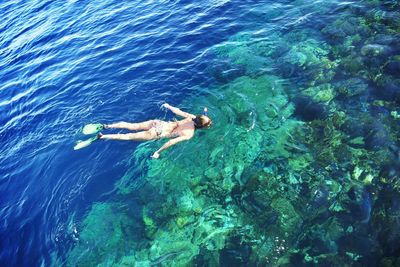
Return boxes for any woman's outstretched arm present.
[151,135,192,158]
[162,103,195,119]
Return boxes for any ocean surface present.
[1,0,400,266]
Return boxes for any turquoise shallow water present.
[1,0,400,266]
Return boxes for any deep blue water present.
[0,0,247,265]
[2,0,399,266]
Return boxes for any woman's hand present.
[151,151,160,159]
[161,103,171,110]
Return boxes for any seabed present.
[62,0,400,266]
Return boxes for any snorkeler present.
[74,103,212,159]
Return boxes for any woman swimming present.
[98,103,212,158]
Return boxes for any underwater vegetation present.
[62,0,400,266]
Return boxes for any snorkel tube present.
[203,107,208,116]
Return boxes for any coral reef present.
[66,202,142,267]
[62,0,400,266]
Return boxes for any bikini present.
[151,120,180,138]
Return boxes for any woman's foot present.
[97,133,104,139]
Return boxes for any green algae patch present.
[148,231,200,266]
[271,197,302,235]
[214,32,274,75]
[288,153,312,172]
[284,39,329,67]
[66,202,140,267]
[302,84,336,103]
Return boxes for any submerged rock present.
[283,39,330,68]
[373,10,400,28]
[220,237,251,267]
[371,33,400,46]
[292,95,329,121]
[148,234,200,266]
[384,59,400,75]
[335,78,368,97]
[311,185,330,208]
[340,55,365,75]
[322,17,367,44]
[349,187,373,223]
[271,197,302,235]
[337,186,373,224]
[382,82,400,101]
[214,32,271,75]
[364,121,393,150]
[66,202,141,267]
[373,190,400,259]
[361,44,393,57]
[209,60,246,83]
[337,233,379,264]
[302,83,336,103]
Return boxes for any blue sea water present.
[1,0,400,266]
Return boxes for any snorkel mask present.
[193,107,212,129]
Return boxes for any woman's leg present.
[105,120,156,131]
[99,130,155,141]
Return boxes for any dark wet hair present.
[193,115,212,129]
